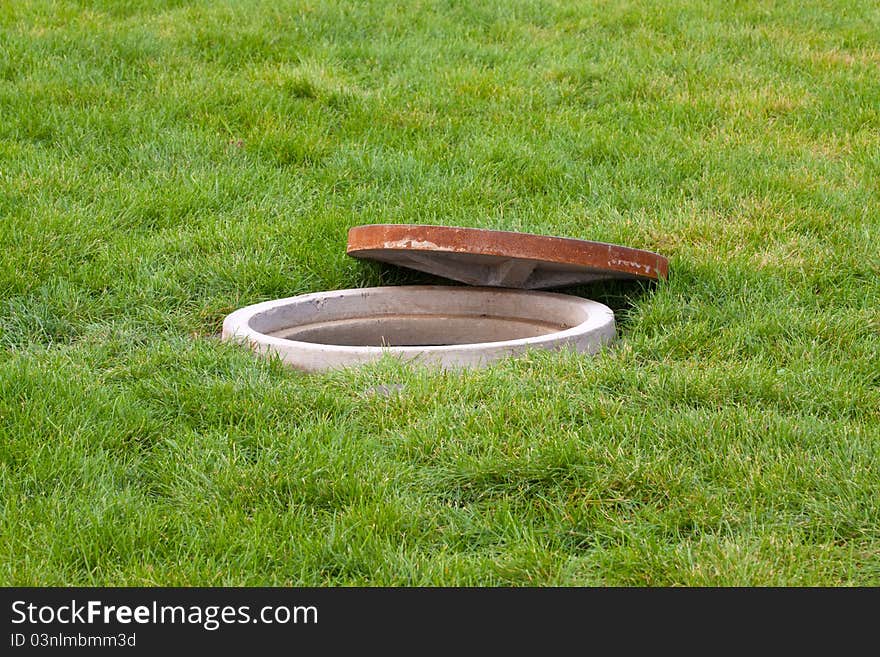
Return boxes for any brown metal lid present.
[346,224,668,289]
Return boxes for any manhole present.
[222,286,615,371]
[223,224,667,371]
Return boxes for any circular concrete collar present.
[347,224,668,289]
[222,286,615,371]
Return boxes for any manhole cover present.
[346,224,668,289]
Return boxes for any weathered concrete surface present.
[222,286,616,371]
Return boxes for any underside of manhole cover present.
[346,224,668,289]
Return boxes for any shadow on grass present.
[553,278,656,333]
[361,261,656,333]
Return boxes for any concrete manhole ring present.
[222,286,616,371]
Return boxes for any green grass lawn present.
[1,0,878,585]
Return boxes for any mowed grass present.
[1,0,878,585]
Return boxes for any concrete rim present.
[222,286,616,371]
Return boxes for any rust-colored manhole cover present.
[346,224,668,289]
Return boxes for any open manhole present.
[222,286,616,371]
[223,224,666,371]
